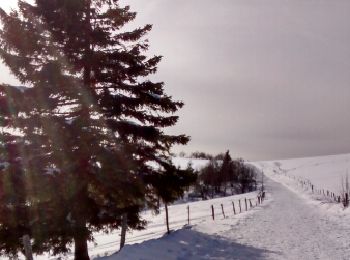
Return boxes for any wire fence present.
[276,169,348,207]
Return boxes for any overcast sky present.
[1,1,350,160]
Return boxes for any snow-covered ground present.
[25,157,262,260]
[33,192,259,260]
[255,153,350,195]
[100,154,350,260]
[253,154,350,216]
[100,198,267,260]
[100,174,350,260]
[92,192,260,259]
[10,154,350,259]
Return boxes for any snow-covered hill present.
[250,154,350,225]
[255,153,350,195]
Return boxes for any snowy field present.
[37,192,260,260]
[253,154,350,213]
[17,157,261,260]
[95,191,262,260]
[255,153,350,195]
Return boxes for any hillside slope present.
[255,153,350,194]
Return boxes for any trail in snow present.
[221,177,350,259]
[106,177,350,260]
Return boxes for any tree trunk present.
[165,202,170,234]
[120,213,128,250]
[22,235,33,260]
[201,187,205,200]
[74,235,90,260]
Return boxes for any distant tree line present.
[178,151,226,160]
[191,151,257,199]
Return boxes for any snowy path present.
[219,177,350,259]
[108,177,350,259]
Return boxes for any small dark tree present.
[236,163,257,194]
[190,151,213,160]
[214,153,226,160]
[219,150,233,195]
[200,160,220,198]
[195,154,258,198]
[147,163,197,234]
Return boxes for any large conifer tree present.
[0,1,189,259]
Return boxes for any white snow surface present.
[9,154,350,259]
[172,156,209,170]
[100,154,350,260]
[95,191,263,260]
[255,153,350,195]
[32,192,260,260]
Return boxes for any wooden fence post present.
[232,201,236,215]
[245,198,247,211]
[249,199,253,208]
[211,205,215,220]
[165,203,170,234]
[120,213,128,249]
[187,205,190,225]
[239,200,242,213]
[22,235,33,260]
[221,204,226,218]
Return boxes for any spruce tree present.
[220,150,233,195]
[0,1,189,259]
[147,163,197,234]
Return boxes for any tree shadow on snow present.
[98,228,279,260]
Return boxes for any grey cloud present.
[2,0,350,160]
